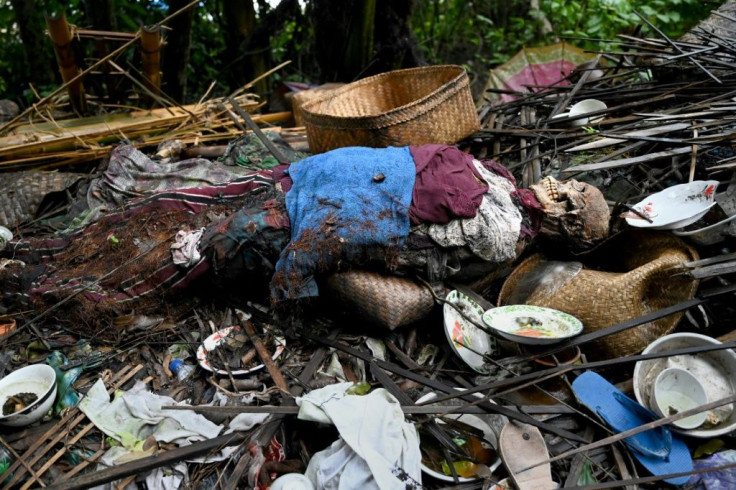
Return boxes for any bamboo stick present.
[139,26,163,106]
[45,13,88,115]
[0,0,202,135]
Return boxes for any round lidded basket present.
[301,65,480,153]
[325,270,437,331]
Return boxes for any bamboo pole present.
[139,25,162,107]
[0,0,202,136]
[45,13,88,115]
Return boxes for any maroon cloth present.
[478,157,543,240]
[512,188,544,240]
[408,145,488,225]
[273,163,293,193]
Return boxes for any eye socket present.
[572,181,586,192]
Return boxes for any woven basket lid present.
[326,270,436,331]
[498,230,699,359]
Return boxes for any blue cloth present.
[272,146,416,299]
[688,450,736,489]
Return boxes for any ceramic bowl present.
[270,473,315,490]
[196,325,286,376]
[0,364,57,427]
[481,305,583,346]
[633,333,736,438]
[416,391,506,483]
[625,180,718,230]
[568,99,607,126]
[443,290,497,374]
[651,367,708,430]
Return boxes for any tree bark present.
[221,0,301,94]
[9,0,55,88]
[679,0,736,44]
[222,0,257,91]
[309,0,422,82]
[82,0,117,31]
[162,0,195,102]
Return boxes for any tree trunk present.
[162,0,195,102]
[370,0,423,75]
[679,0,736,44]
[82,0,117,31]
[222,0,257,91]
[221,0,301,94]
[9,0,55,89]
[309,0,422,83]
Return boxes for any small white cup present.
[568,99,607,126]
[270,473,315,490]
[651,367,708,429]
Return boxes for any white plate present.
[625,180,718,230]
[196,325,285,376]
[416,391,504,482]
[481,305,583,345]
[443,290,497,374]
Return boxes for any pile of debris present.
[4,4,736,490]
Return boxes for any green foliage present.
[0,0,725,107]
[410,0,724,95]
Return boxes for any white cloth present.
[428,160,522,262]
[80,379,269,489]
[170,228,204,267]
[80,379,222,447]
[297,383,422,490]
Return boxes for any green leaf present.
[577,459,597,486]
[346,382,372,395]
[475,14,493,26]
[693,439,725,459]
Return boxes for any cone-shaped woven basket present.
[301,65,480,153]
[498,230,699,359]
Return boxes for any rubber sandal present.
[572,371,693,486]
[499,421,554,490]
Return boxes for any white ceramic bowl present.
[633,333,736,438]
[196,325,286,376]
[416,391,506,483]
[270,473,315,490]
[626,180,718,230]
[0,364,57,427]
[443,290,496,374]
[481,305,583,346]
[568,99,607,126]
[651,367,708,429]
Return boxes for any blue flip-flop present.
[572,371,693,486]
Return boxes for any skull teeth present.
[542,177,559,201]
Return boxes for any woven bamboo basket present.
[326,270,436,330]
[0,171,86,229]
[301,65,480,153]
[498,230,699,359]
[291,83,345,127]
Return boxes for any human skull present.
[530,176,610,250]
